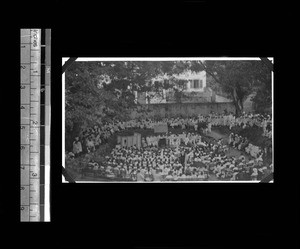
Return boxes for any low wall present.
[130,102,235,119]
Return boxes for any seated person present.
[86,137,95,153]
[144,170,153,182]
[153,169,163,181]
[91,161,99,170]
[136,170,145,182]
[165,172,174,181]
[251,168,258,180]
[172,172,179,181]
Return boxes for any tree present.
[250,60,272,113]
[199,60,271,116]
[64,60,204,149]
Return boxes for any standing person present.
[73,137,83,157]
[228,133,233,146]
[194,122,198,132]
[184,136,189,146]
[181,121,186,130]
[86,136,95,153]
[207,122,212,134]
[95,133,101,149]
[179,151,185,170]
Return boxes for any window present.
[193,79,200,89]
[191,79,203,89]
[189,80,194,89]
[199,79,203,88]
[184,81,188,90]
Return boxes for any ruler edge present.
[20,29,43,222]
[21,29,40,221]
[44,28,51,222]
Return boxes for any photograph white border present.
[62,57,274,183]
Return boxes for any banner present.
[117,136,121,144]
[127,136,133,147]
[132,134,137,147]
[154,123,168,133]
[121,137,127,147]
[136,133,141,148]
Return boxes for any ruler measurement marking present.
[21,29,50,222]
[28,31,32,221]
[21,29,41,222]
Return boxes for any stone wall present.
[130,102,236,119]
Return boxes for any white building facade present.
[136,70,207,104]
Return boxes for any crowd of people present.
[205,112,272,139]
[78,135,272,181]
[139,132,205,148]
[66,111,273,181]
[69,111,272,157]
[229,133,262,158]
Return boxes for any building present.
[136,70,212,104]
[135,70,233,104]
[97,70,232,105]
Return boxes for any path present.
[206,129,228,141]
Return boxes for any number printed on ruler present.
[21,64,30,84]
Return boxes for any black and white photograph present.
[12,1,300,249]
[63,58,273,183]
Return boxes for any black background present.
[5,1,299,249]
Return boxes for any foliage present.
[65,59,272,146]
[200,60,272,115]
[65,60,205,136]
[250,62,272,113]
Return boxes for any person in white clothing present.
[207,122,212,133]
[73,137,82,157]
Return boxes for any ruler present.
[20,29,51,222]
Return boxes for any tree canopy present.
[64,60,205,136]
[200,60,272,115]
[64,59,272,138]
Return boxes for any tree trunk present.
[234,100,242,116]
[238,98,244,114]
[232,88,242,116]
